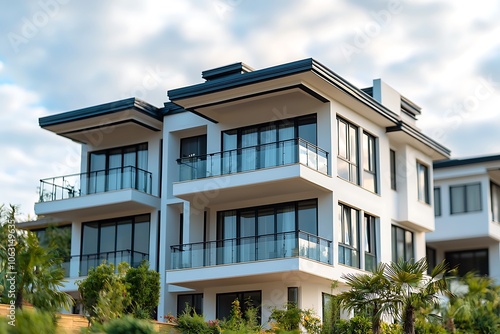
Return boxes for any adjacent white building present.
[427,155,500,282]
[23,58,449,323]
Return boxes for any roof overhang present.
[39,98,163,144]
[168,58,400,127]
[386,121,451,160]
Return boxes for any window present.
[445,249,488,276]
[450,183,481,214]
[222,115,317,172]
[337,118,358,184]
[391,225,414,262]
[364,214,377,272]
[363,132,377,192]
[390,149,397,190]
[426,247,436,274]
[322,293,339,324]
[179,135,207,180]
[80,214,150,275]
[217,200,317,264]
[417,162,430,204]
[177,294,203,317]
[434,187,441,216]
[88,143,148,193]
[216,291,261,322]
[287,287,298,307]
[338,203,359,268]
[491,182,500,222]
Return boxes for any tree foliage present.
[125,260,161,319]
[0,204,73,313]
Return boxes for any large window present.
[337,118,358,184]
[417,162,430,204]
[88,143,148,193]
[216,291,261,322]
[222,114,317,172]
[392,225,414,262]
[364,214,377,272]
[217,200,317,264]
[177,294,203,317]
[491,182,500,222]
[81,214,150,275]
[338,203,359,268]
[434,187,441,216]
[362,132,377,193]
[450,183,481,214]
[445,249,488,276]
[180,135,207,180]
[390,149,397,190]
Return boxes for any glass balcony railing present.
[170,231,331,270]
[338,244,359,268]
[177,138,328,181]
[61,249,149,277]
[38,166,153,202]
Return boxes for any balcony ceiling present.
[34,189,160,221]
[173,164,333,206]
[166,258,338,290]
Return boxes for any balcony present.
[35,166,160,220]
[61,250,149,278]
[173,139,332,204]
[178,138,327,181]
[170,231,331,270]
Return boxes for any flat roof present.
[434,153,500,168]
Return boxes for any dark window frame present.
[338,203,360,268]
[362,131,378,193]
[390,149,397,190]
[80,214,150,258]
[364,214,377,272]
[445,248,489,276]
[177,293,203,317]
[450,183,482,214]
[216,290,262,322]
[417,162,430,204]
[337,117,359,184]
[391,225,414,262]
[434,187,442,217]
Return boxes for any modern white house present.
[427,154,500,282]
[23,58,449,323]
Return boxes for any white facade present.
[428,156,500,282]
[25,59,449,323]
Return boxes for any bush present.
[380,322,402,334]
[176,311,215,334]
[125,261,160,319]
[5,308,57,334]
[103,315,157,334]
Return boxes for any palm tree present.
[338,263,391,334]
[384,258,449,334]
[0,204,74,312]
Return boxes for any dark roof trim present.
[162,102,188,115]
[202,62,254,81]
[386,121,451,157]
[39,97,162,127]
[59,119,161,136]
[168,58,401,124]
[168,58,315,101]
[434,154,500,168]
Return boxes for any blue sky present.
[1,0,500,218]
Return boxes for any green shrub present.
[269,304,302,331]
[348,315,372,334]
[380,322,402,334]
[176,311,214,334]
[5,308,57,334]
[103,315,157,334]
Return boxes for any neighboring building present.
[24,58,449,323]
[427,155,500,282]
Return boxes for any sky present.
[1,0,500,219]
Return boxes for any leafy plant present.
[124,261,160,319]
[104,315,157,334]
